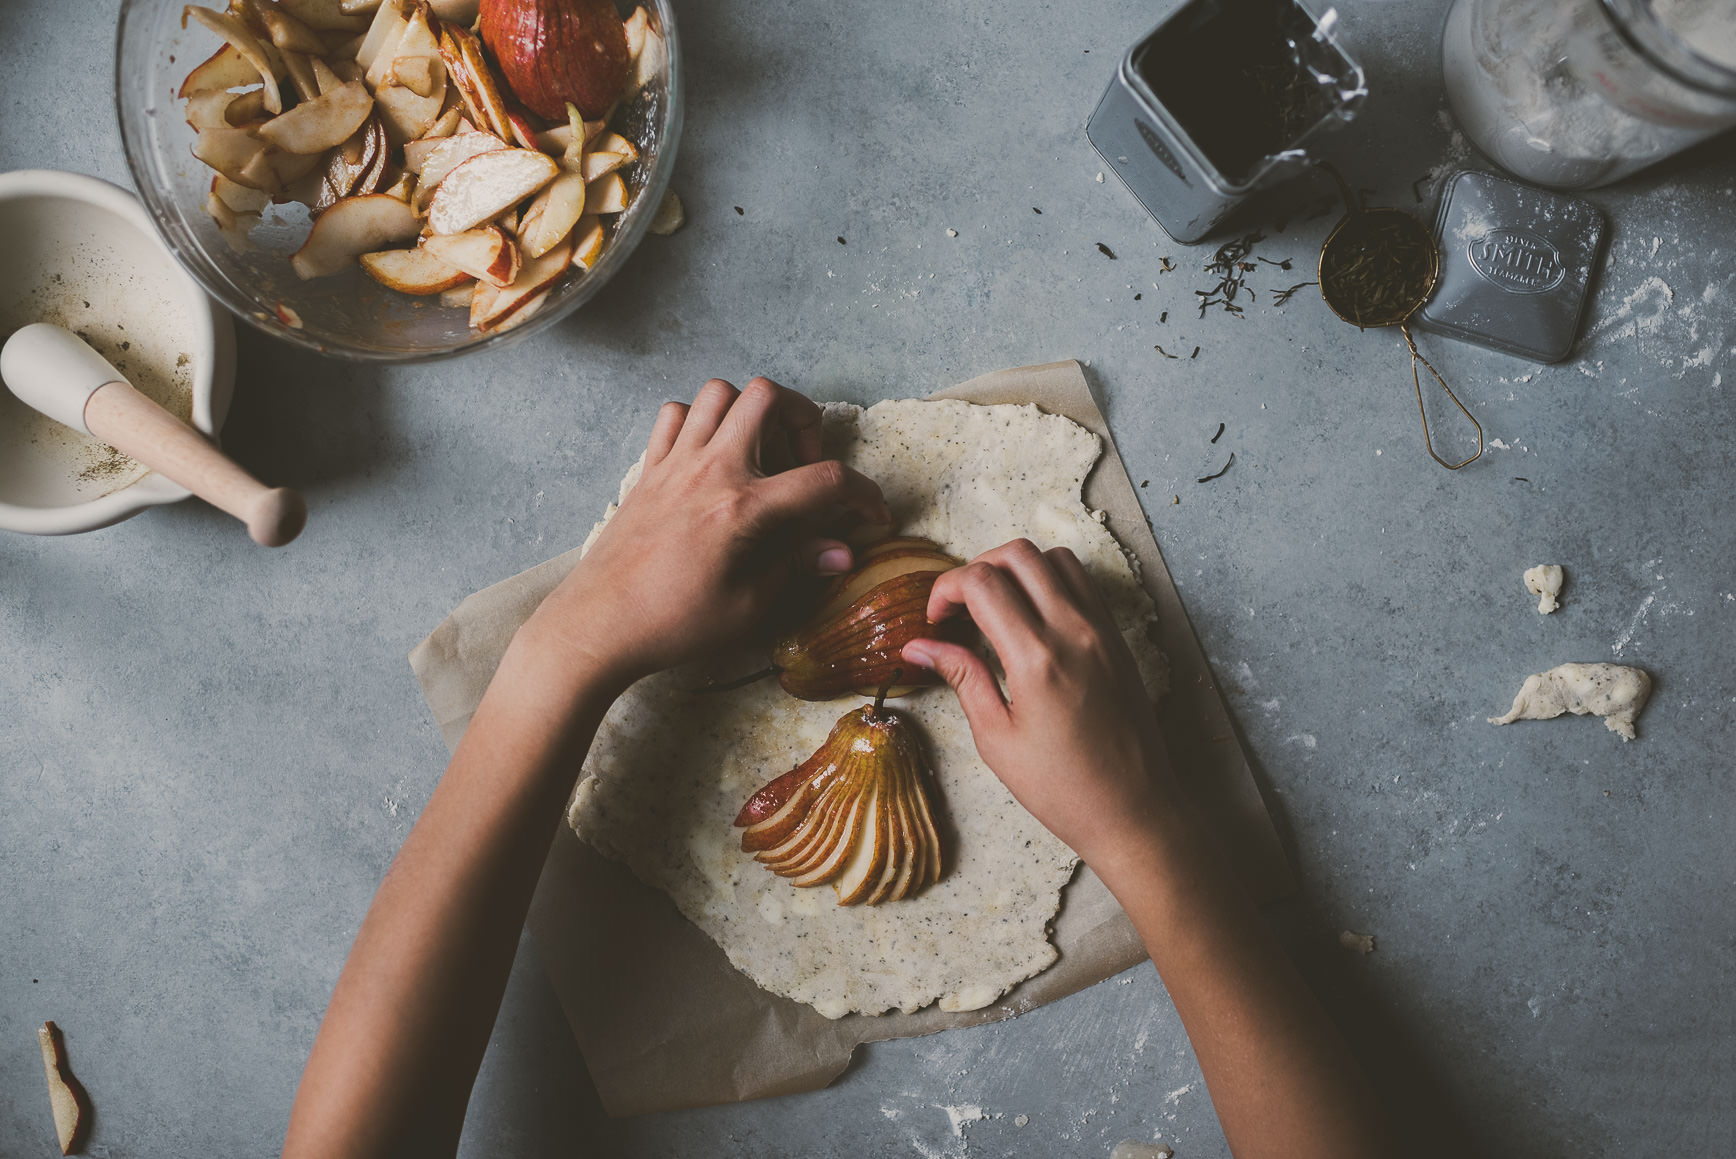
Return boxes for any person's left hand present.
[522,377,889,691]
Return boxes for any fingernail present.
[901,640,934,667]
[817,547,852,575]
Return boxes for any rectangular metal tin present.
[1086,0,1363,244]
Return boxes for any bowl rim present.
[0,169,235,536]
[114,0,685,365]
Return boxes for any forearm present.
[284,626,620,1159]
[1092,796,1389,1159]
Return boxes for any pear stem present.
[872,669,902,717]
[692,666,779,695]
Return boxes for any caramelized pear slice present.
[754,763,858,868]
[862,790,907,905]
[758,777,852,872]
[790,791,870,887]
[879,769,921,903]
[737,767,820,850]
[813,542,956,624]
[912,768,942,891]
[774,567,970,701]
[832,790,889,904]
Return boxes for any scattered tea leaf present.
[1196,230,1270,317]
[1197,453,1234,483]
[1273,281,1318,306]
[1096,242,1117,259]
[1210,422,1225,444]
[1154,344,1179,359]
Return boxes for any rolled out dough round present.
[569,399,1167,1018]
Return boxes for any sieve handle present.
[1401,325,1483,471]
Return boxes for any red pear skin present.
[734,763,812,828]
[774,571,971,701]
[733,702,944,905]
[479,0,630,120]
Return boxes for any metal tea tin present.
[1086,0,1366,243]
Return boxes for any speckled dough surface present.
[1489,662,1652,741]
[568,399,1168,1018]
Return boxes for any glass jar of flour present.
[1442,0,1736,189]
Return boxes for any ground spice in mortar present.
[78,446,135,483]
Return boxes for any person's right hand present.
[901,539,1175,865]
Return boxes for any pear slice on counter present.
[38,1022,89,1156]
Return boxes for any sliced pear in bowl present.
[185,89,241,131]
[192,127,271,187]
[290,192,421,278]
[309,112,388,210]
[358,244,470,293]
[468,235,571,331]
[569,215,606,269]
[438,23,513,141]
[257,78,374,154]
[582,170,627,215]
[280,0,370,31]
[211,172,270,214]
[179,43,271,97]
[182,5,284,113]
[375,79,447,145]
[423,224,520,288]
[520,172,586,259]
[413,130,509,207]
[427,148,558,235]
[734,693,945,905]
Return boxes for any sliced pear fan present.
[734,695,944,905]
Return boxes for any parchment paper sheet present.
[409,360,1293,1117]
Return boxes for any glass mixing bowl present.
[115,0,682,362]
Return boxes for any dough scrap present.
[1524,564,1564,613]
[568,399,1168,1018]
[1489,662,1651,740]
[1338,930,1376,954]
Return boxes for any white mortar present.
[0,170,234,535]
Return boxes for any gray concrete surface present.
[3,0,1734,1155]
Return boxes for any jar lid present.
[1412,170,1606,363]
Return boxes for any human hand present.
[901,539,1174,865]
[526,377,889,690]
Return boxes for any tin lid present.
[1412,170,1606,363]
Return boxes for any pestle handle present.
[84,380,306,547]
